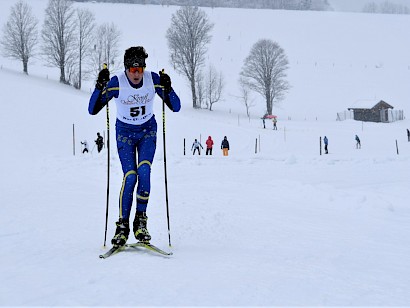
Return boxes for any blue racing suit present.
[88,70,180,220]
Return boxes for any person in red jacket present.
[206,136,214,155]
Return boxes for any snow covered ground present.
[1,1,410,306]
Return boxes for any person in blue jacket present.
[324,136,328,154]
[88,46,181,247]
[355,134,361,149]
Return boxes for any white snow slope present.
[0,1,410,306]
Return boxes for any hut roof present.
[348,100,393,110]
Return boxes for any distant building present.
[347,100,403,123]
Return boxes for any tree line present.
[362,1,410,14]
[1,0,290,116]
[74,0,332,11]
[0,0,121,89]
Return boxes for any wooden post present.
[396,139,399,155]
[259,134,261,152]
[255,138,257,154]
[184,138,186,155]
[320,136,322,155]
[72,124,75,156]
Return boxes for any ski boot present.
[133,212,151,243]
[111,218,130,247]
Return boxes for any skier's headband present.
[125,57,146,69]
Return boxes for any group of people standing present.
[80,132,104,154]
[191,136,230,156]
[261,114,278,130]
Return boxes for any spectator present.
[324,136,328,154]
[355,135,361,149]
[272,117,277,130]
[95,132,104,153]
[221,136,230,156]
[205,136,214,155]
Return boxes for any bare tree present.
[380,1,409,14]
[75,8,95,89]
[89,22,122,77]
[240,39,290,115]
[205,64,224,111]
[362,2,378,13]
[0,1,38,74]
[41,0,77,84]
[362,1,409,14]
[195,70,206,108]
[166,6,214,108]
[238,77,256,118]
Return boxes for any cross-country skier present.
[88,46,181,247]
[81,140,89,153]
[191,139,203,155]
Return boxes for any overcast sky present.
[329,0,410,11]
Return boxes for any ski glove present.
[159,70,172,94]
[96,67,110,90]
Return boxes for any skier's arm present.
[152,71,181,112]
[88,76,119,115]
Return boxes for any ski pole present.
[102,63,110,247]
[161,69,172,247]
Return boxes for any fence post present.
[320,136,322,155]
[396,140,399,155]
[72,124,75,156]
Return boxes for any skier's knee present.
[137,160,152,177]
[123,170,137,186]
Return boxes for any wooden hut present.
[348,100,394,122]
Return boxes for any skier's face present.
[126,67,144,85]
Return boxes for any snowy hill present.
[1,1,410,306]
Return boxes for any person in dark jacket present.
[407,129,410,142]
[221,136,230,156]
[88,46,181,248]
[205,136,214,155]
[324,136,328,154]
[95,132,104,153]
